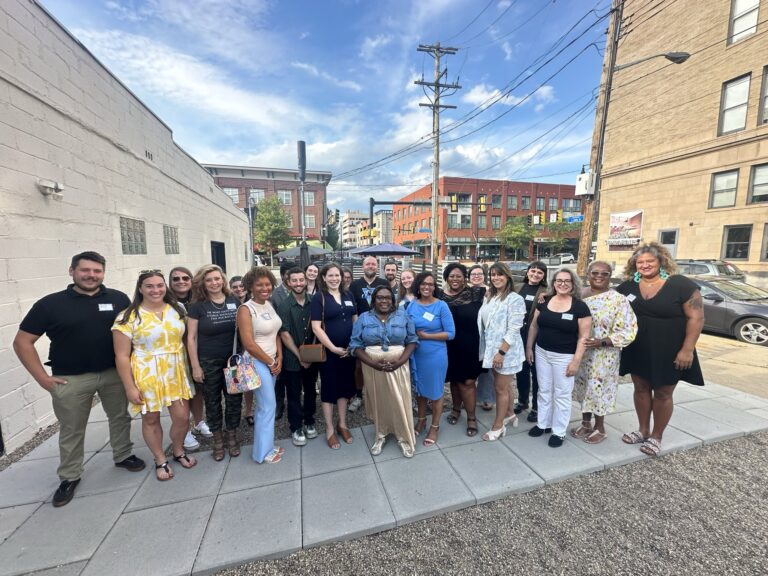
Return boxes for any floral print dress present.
[112,305,193,415]
[573,290,638,416]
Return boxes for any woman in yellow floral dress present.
[113,271,196,481]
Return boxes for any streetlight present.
[245,193,256,267]
[575,5,691,277]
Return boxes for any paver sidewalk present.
[1,381,767,576]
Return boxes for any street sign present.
[418,228,431,233]
[567,215,584,223]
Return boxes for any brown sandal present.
[172,452,197,469]
[337,426,353,444]
[226,430,240,457]
[326,433,340,450]
[212,430,225,461]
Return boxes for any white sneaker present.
[349,396,362,412]
[183,430,200,451]
[193,420,213,438]
[305,425,318,439]
[292,429,307,446]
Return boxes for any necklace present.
[210,298,227,309]
[640,277,662,286]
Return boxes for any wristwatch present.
[601,339,609,347]
[498,349,507,356]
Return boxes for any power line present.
[442,0,496,43]
[464,0,556,50]
[458,0,519,46]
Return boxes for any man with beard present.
[348,256,388,411]
[384,260,399,302]
[13,252,145,507]
[276,267,319,446]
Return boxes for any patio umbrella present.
[349,243,422,256]
[275,245,332,259]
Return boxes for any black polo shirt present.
[19,284,130,375]
[277,292,313,372]
[349,276,389,314]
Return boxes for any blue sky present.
[42,0,610,211]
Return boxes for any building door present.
[658,229,678,257]
[211,241,226,272]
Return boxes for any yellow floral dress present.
[112,305,193,415]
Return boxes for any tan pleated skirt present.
[361,346,416,452]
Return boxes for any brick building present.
[594,0,768,285]
[392,177,581,261]
[202,164,331,244]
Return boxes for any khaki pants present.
[50,368,133,481]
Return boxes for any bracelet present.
[497,349,506,356]
[269,358,277,367]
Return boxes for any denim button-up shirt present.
[349,309,418,353]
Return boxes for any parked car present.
[675,259,745,281]
[555,253,575,263]
[690,276,768,346]
[502,261,530,284]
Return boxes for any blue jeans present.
[250,359,276,463]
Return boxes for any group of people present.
[13,241,704,506]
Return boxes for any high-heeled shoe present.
[414,417,427,436]
[482,425,507,442]
[503,414,519,428]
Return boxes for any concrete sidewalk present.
[1,381,767,576]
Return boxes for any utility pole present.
[576,0,623,277]
[415,43,461,275]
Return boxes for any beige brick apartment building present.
[595,0,768,285]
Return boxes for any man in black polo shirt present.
[13,251,145,507]
[348,256,388,412]
[276,267,319,447]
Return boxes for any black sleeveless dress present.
[442,286,485,382]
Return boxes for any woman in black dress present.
[441,263,486,436]
[311,263,359,450]
[616,242,704,457]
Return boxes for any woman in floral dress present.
[571,261,637,444]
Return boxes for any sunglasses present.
[590,271,611,278]
[172,275,191,282]
[140,269,162,275]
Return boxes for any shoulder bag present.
[299,293,326,363]
[223,302,262,394]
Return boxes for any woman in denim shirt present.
[350,286,419,458]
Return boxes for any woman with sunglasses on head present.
[571,261,637,444]
[477,263,526,441]
[168,266,209,452]
[407,272,455,447]
[187,265,243,461]
[514,261,549,423]
[112,270,196,481]
[525,268,592,448]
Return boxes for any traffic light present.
[526,214,533,227]
[539,212,546,225]
[557,209,563,223]
[450,193,458,212]
[335,208,340,224]
[479,195,487,213]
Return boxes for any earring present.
[659,268,669,280]
[633,271,641,283]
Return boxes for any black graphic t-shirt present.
[349,277,389,314]
[188,295,240,358]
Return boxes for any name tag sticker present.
[98,303,114,312]
[423,311,435,321]
[261,313,272,320]
[525,294,535,301]
[561,313,574,321]
[344,300,354,307]
[226,303,237,310]
[627,294,637,302]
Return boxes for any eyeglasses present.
[590,271,610,278]
[172,275,191,282]
[554,279,572,285]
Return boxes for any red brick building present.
[392,177,582,261]
[202,164,331,243]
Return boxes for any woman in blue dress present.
[407,272,455,446]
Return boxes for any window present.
[719,75,750,135]
[248,188,265,204]
[278,190,292,205]
[478,215,487,229]
[303,191,315,206]
[548,197,558,211]
[536,197,545,210]
[749,164,768,204]
[507,195,518,210]
[448,214,459,229]
[573,199,582,211]
[491,216,501,229]
[722,225,752,259]
[286,213,293,228]
[762,224,768,261]
[492,194,501,209]
[304,214,316,229]
[120,217,146,255]
[760,67,768,125]
[658,229,678,258]
[710,170,739,208]
[422,218,427,229]
[163,225,179,255]
[222,187,239,204]
[729,0,759,44]
[460,214,472,229]
[521,196,531,210]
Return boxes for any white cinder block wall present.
[0,0,250,452]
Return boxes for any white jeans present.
[535,345,574,437]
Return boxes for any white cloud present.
[501,40,514,61]
[497,0,513,8]
[359,34,393,60]
[291,62,362,92]
[461,83,556,112]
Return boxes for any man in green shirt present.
[276,267,319,446]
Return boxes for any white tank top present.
[246,300,282,358]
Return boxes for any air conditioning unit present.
[575,171,595,196]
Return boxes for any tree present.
[542,221,581,253]
[325,221,340,250]
[499,217,534,260]
[253,196,291,266]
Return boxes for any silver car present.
[692,276,768,346]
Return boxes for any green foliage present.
[325,221,340,250]
[542,221,581,252]
[253,196,292,258]
[499,217,535,259]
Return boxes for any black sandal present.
[466,417,478,437]
[155,461,173,481]
[173,452,197,469]
[246,415,255,426]
[447,408,461,425]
